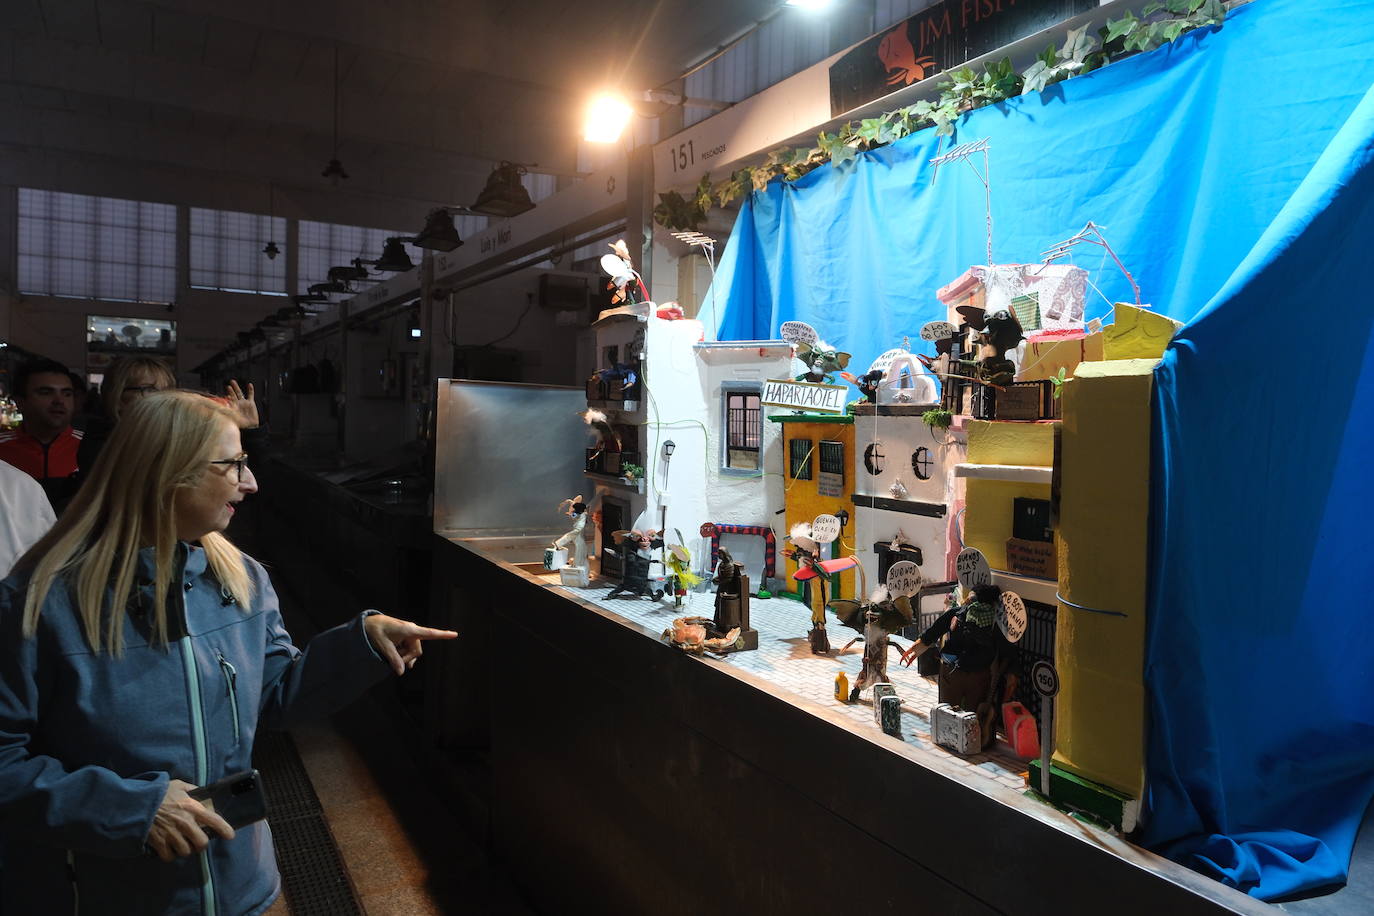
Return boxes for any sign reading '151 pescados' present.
[762,379,849,415]
[829,0,1096,117]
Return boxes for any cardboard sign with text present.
[762,378,849,415]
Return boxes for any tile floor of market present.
[555,576,1031,796]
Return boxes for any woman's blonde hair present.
[101,355,176,421]
[16,391,253,652]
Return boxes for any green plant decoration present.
[922,408,954,429]
[621,461,644,481]
[653,1,1228,230]
[1050,367,1069,399]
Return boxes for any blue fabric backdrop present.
[1144,56,1374,905]
[706,0,1374,899]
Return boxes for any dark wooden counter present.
[426,535,1273,916]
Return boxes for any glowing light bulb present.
[584,93,634,144]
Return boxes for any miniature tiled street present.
[557,578,1030,796]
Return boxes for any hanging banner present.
[828,0,1097,117]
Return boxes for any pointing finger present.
[409,626,457,641]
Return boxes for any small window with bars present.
[819,440,845,478]
[789,438,813,480]
[724,392,761,469]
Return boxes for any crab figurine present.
[661,616,742,654]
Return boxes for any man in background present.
[0,359,83,509]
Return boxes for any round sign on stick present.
[810,514,841,544]
[779,320,819,345]
[920,320,957,341]
[955,547,992,589]
[885,561,923,599]
[1031,661,1060,698]
[699,522,717,538]
[600,254,634,284]
[998,591,1027,643]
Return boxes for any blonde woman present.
[78,357,261,487]
[0,391,453,915]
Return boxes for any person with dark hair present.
[0,359,82,508]
[899,583,1019,749]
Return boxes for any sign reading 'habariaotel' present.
[828,0,1097,117]
[761,378,849,415]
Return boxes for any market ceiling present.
[0,0,779,222]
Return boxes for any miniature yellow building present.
[770,414,857,619]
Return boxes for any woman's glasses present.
[123,385,162,397]
[209,454,249,481]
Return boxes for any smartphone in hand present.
[188,770,268,830]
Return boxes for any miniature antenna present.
[1039,221,1141,306]
[929,137,993,267]
[671,230,720,340]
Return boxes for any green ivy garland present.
[653,0,1227,232]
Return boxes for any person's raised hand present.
[224,379,259,429]
[146,779,235,863]
[363,613,457,676]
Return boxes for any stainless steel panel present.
[433,379,587,535]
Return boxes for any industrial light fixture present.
[363,237,415,272]
[328,261,371,284]
[321,46,349,185]
[585,94,634,144]
[470,162,535,218]
[411,208,464,251]
[583,90,730,144]
[294,291,326,304]
[262,183,280,259]
[309,280,349,296]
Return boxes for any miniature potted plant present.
[621,461,643,483]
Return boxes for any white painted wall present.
[851,411,967,587]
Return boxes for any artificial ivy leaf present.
[1199,0,1225,22]
[830,142,858,167]
[1022,59,1052,94]
[1060,25,1096,64]
[983,57,1021,98]
[751,168,774,191]
[1142,1,1165,16]
[1166,0,1191,13]
[857,118,885,143]
[1104,13,1139,43]
[1162,20,1187,42]
[891,107,915,137]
